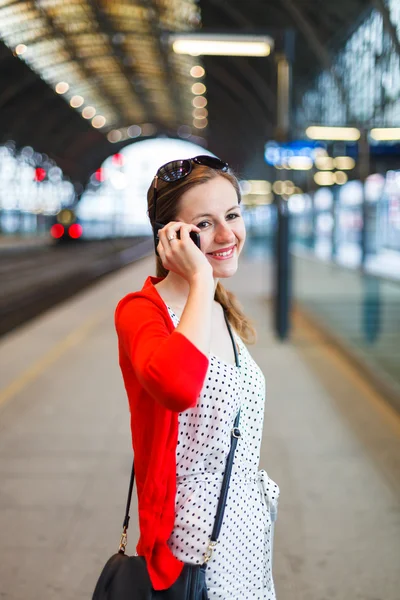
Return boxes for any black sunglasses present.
[152,155,229,254]
[152,155,229,223]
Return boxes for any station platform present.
[0,254,399,600]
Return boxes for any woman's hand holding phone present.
[157,221,212,283]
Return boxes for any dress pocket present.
[258,469,280,591]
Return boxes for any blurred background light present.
[314,171,335,186]
[15,44,27,55]
[141,123,156,136]
[112,153,124,167]
[306,126,361,141]
[70,95,84,108]
[192,96,207,108]
[50,224,64,239]
[92,115,106,128]
[177,125,192,138]
[334,171,348,185]
[192,108,208,119]
[127,125,142,138]
[191,82,206,95]
[34,167,46,182]
[193,118,208,129]
[55,82,69,94]
[370,128,400,141]
[82,106,96,119]
[171,34,273,57]
[334,156,355,170]
[288,156,313,170]
[315,156,335,170]
[190,65,205,78]
[68,223,83,239]
[107,130,122,143]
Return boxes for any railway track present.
[0,237,153,337]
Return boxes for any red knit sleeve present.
[115,296,209,412]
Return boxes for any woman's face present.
[175,175,246,279]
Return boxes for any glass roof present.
[0,0,203,136]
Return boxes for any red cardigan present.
[114,276,209,590]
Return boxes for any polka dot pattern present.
[166,307,279,600]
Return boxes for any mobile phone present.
[177,228,201,249]
[153,222,201,256]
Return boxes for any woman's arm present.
[157,223,215,358]
[175,272,214,357]
[116,296,209,412]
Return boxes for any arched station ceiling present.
[0,0,376,184]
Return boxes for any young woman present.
[115,156,279,599]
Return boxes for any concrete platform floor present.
[0,255,399,600]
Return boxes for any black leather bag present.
[93,553,209,599]
[92,312,241,600]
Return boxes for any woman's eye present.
[196,221,210,228]
[227,213,240,220]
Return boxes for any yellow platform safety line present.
[0,309,108,408]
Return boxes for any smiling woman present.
[110,155,280,600]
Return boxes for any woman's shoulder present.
[115,275,167,324]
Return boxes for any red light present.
[112,153,124,167]
[50,224,64,239]
[95,168,105,182]
[34,167,46,182]
[68,223,83,239]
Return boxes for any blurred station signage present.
[264,140,326,169]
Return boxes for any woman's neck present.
[155,271,218,314]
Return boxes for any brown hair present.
[147,163,256,344]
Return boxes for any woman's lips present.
[207,246,236,260]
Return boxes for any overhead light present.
[127,125,142,138]
[177,125,192,138]
[92,115,106,128]
[334,171,348,185]
[141,123,157,136]
[107,130,122,143]
[190,66,205,78]
[192,96,207,108]
[55,82,69,94]
[15,44,27,55]
[70,95,84,108]
[315,156,335,170]
[82,106,96,119]
[170,34,274,57]
[193,118,208,129]
[191,82,206,95]
[193,108,208,119]
[314,171,335,186]
[370,128,400,141]
[248,180,271,194]
[288,156,313,170]
[334,156,355,170]
[306,126,361,141]
[272,181,283,195]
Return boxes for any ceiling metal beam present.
[371,0,400,59]
[37,3,126,126]
[87,0,155,123]
[206,61,273,131]
[205,0,254,29]
[139,0,184,127]
[279,0,352,120]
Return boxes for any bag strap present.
[118,310,241,562]
[203,311,241,563]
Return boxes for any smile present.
[207,246,236,260]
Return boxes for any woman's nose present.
[214,222,235,243]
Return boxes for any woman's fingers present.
[159,222,200,247]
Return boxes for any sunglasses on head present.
[152,155,229,253]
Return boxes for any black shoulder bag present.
[93,312,241,600]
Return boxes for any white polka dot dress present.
[166,306,280,600]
